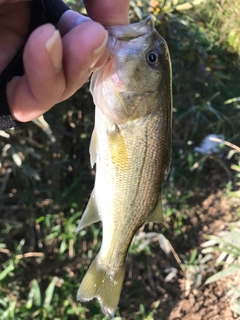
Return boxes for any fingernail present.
[45,30,62,72]
[90,30,108,69]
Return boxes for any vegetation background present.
[0,0,240,319]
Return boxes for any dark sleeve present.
[0,0,70,130]
[43,0,69,24]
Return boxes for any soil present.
[119,188,240,320]
[171,190,240,320]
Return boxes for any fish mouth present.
[106,16,155,41]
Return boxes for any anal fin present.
[76,190,100,231]
[146,197,163,223]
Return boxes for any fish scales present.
[95,113,164,262]
[76,16,172,319]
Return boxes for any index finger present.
[83,0,129,26]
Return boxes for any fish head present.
[107,17,169,92]
[90,16,172,123]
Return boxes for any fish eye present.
[147,51,158,64]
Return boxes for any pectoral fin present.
[76,190,100,231]
[146,197,163,223]
[107,127,129,170]
[89,127,97,168]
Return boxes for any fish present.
[76,16,172,319]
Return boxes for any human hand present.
[0,0,129,122]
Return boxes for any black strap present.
[0,0,69,129]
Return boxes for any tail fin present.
[77,255,125,319]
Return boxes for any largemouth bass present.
[77,16,172,319]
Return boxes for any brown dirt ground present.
[168,191,240,320]
[165,191,239,320]
[119,188,240,320]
